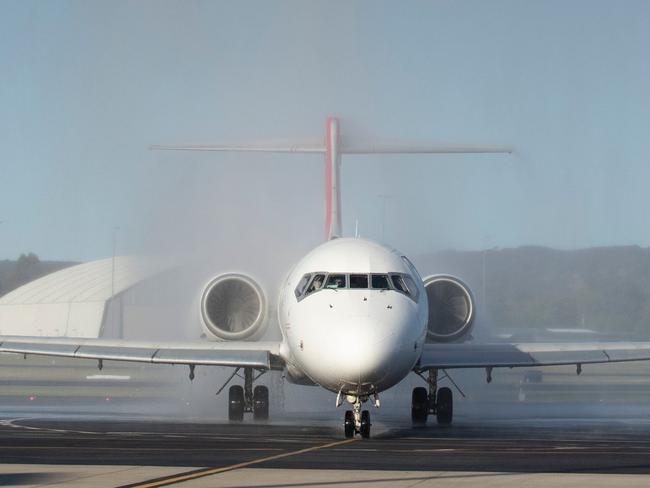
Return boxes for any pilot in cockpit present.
[326,274,346,289]
[308,274,324,293]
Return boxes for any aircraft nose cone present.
[314,316,404,388]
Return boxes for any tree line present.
[0,253,76,297]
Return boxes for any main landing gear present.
[341,393,378,439]
[412,369,453,426]
[220,367,269,421]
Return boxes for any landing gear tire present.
[411,387,428,425]
[344,410,354,438]
[228,385,244,422]
[360,410,371,439]
[253,385,269,420]
[436,386,453,425]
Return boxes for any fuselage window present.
[295,273,312,298]
[326,274,346,289]
[371,274,390,289]
[306,273,326,294]
[349,274,369,289]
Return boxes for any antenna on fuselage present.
[150,117,513,242]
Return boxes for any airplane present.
[4,117,650,439]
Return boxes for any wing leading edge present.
[0,337,283,370]
[417,342,650,370]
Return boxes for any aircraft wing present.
[0,336,283,370]
[417,342,650,370]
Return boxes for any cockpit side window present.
[390,274,407,293]
[295,273,312,299]
[326,274,347,289]
[306,273,326,294]
[402,275,420,302]
[390,274,419,302]
[349,274,369,289]
[371,274,390,289]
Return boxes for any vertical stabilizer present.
[324,117,342,240]
[151,119,512,243]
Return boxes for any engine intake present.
[200,273,266,340]
[423,274,474,342]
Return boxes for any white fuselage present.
[278,238,428,397]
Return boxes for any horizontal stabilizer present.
[150,144,512,155]
[150,144,325,153]
[342,144,513,154]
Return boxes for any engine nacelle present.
[423,274,475,343]
[200,273,267,341]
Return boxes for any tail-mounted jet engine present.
[423,275,475,343]
[200,273,267,341]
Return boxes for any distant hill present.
[414,246,650,339]
[0,254,78,298]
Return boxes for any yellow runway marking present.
[122,437,358,488]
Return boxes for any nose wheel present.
[343,398,372,438]
[360,410,371,438]
[344,410,354,438]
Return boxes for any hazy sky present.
[2,1,649,261]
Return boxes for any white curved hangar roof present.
[0,256,168,338]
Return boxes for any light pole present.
[111,226,120,301]
[481,234,492,311]
[110,226,121,338]
[481,249,485,305]
[0,221,6,260]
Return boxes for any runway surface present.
[2,413,650,487]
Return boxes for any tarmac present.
[3,357,650,486]
[2,413,650,487]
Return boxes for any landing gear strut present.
[411,369,453,426]
[222,367,269,421]
[343,395,373,439]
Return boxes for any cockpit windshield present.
[295,271,420,302]
[349,274,369,288]
[326,274,346,289]
[371,274,390,289]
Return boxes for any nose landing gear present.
[344,410,354,438]
[342,395,373,439]
[411,368,454,426]
[360,410,371,438]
